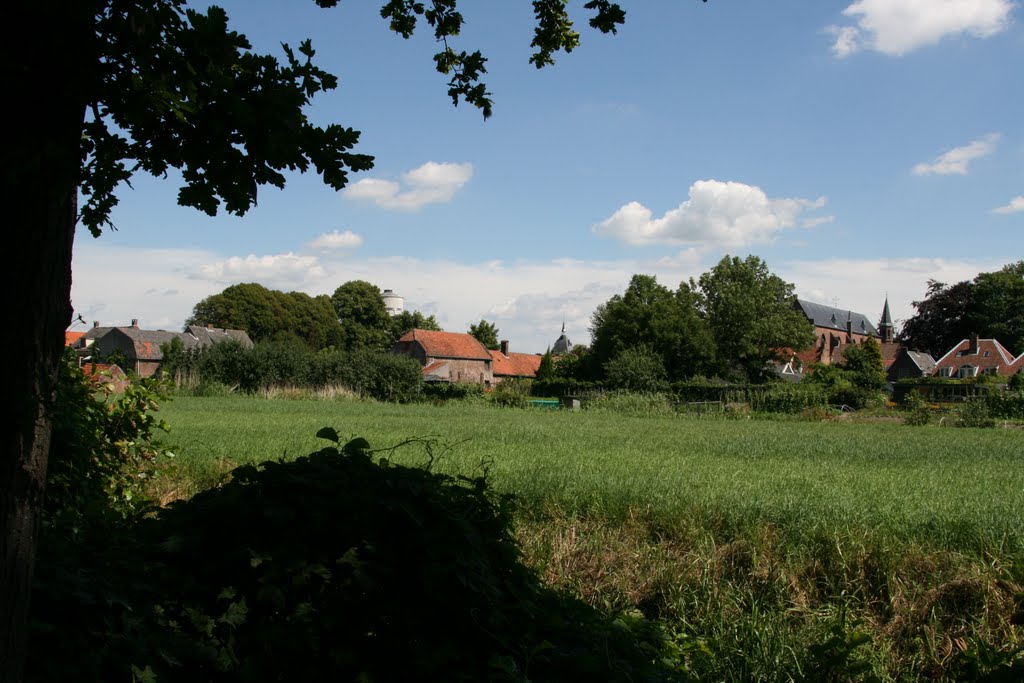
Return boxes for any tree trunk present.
[1,6,90,680]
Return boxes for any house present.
[64,330,84,346]
[80,319,253,377]
[393,329,495,385]
[489,341,542,382]
[932,334,1018,379]
[886,348,937,382]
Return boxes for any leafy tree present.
[693,255,815,382]
[388,310,442,347]
[899,279,974,358]
[969,261,1024,356]
[900,262,1024,358]
[841,337,887,392]
[331,280,392,352]
[6,1,701,676]
[590,274,715,382]
[468,320,500,350]
[187,283,343,350]
[603,344,668,393]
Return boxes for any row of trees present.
[546,255,816,387]
[899,261,1024,357]
[187,281,441,352]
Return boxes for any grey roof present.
[905,350,936,373]
[880,297,893,327]
[797,299,879,337]
[551,323,573,355]
[183,325,254,348]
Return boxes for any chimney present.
[131,319,139,328]
[500,340,509,357]
[92,321,99,328]
[969,333,979,355]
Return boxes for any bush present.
[421,381,487,402]
[31,432,678,682]
[986,390,1024,420]
[604,345,669,393]
[491,378,532,408]
[956,400,996,429]
[584,391,675,416]
[903,392,931,426]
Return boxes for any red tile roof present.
[489,350,542,378]
[933,338,1018,377]
[65,331,84,346]
[398,329,492,361]
[81,363,127,380]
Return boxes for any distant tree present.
[900,263,1024,358]
[536,351,556,381]
[590,274,714,381]
[187,283,343,350]
[693,255,815,382]
[468,320,500,350]
[969,261,1024,356]
[388,310,442,347]
[898,279,974,358]
[603,344,668,393]
[331,281,391,352]
[550,345,596,382]
[841,337,887,391]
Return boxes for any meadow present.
[154,395,1024,680]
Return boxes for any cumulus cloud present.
[912,133,1000,176]
[343,161,474,211]
[594,180,826,249]
[993,195,1024,214]
[829,0,1013,57]
[308,230,363,250]
[191,252,326,289]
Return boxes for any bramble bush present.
[31,431,681,682]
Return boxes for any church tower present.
[879,297,894,343]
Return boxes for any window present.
[938,367,952,378]
[983,367,999,376]
[958,365,977,379]
[983,351,990,357]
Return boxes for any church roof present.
[797,299,879,337]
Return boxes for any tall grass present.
[153,396,1024,679]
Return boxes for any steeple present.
[879,297,894,343]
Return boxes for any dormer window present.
[983,351,990,357]
[958,365,977,379]
[938,367,952,378]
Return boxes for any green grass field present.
[153,395,1024,679]
[156,395,1023,552]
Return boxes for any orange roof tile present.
[65,331,84,346]
[398,329,492,361]
[489,350,542,378]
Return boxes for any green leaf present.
[316,426,340,443]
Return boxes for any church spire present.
[879,296,894,343]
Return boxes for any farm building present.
[77,320,253,377]
[489,341,542,382]
[393,329,495,385]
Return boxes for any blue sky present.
[72,0,1023,354]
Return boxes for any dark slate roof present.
[905,350,936,374]
[797,299,879,337]
[183,325,254,348]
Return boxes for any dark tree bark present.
[2,6,90,680]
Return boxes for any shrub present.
[584,391,675,416]
[31,432,678,682]
[491,378,532,408]
[903,392,931,426]
[955,400,996,429]
[421,381,486,402]
[986,390,1024,420]
[604,345,669,393]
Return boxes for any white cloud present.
[830,0,1013,57]
[594,180,827,249]
[993,195,1024,214]
[802,215,836,229]
[308,230,363,250]
[191,252,326,289]
[912,133,1000,176]
[343,161,474,211]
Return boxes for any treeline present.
[899,260,1024,357]
[186,281,440,352]
[162,338,423,402]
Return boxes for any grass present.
[155,396,1024,553]
[152,395,1024,680]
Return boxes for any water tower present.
[381,288,404,316]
